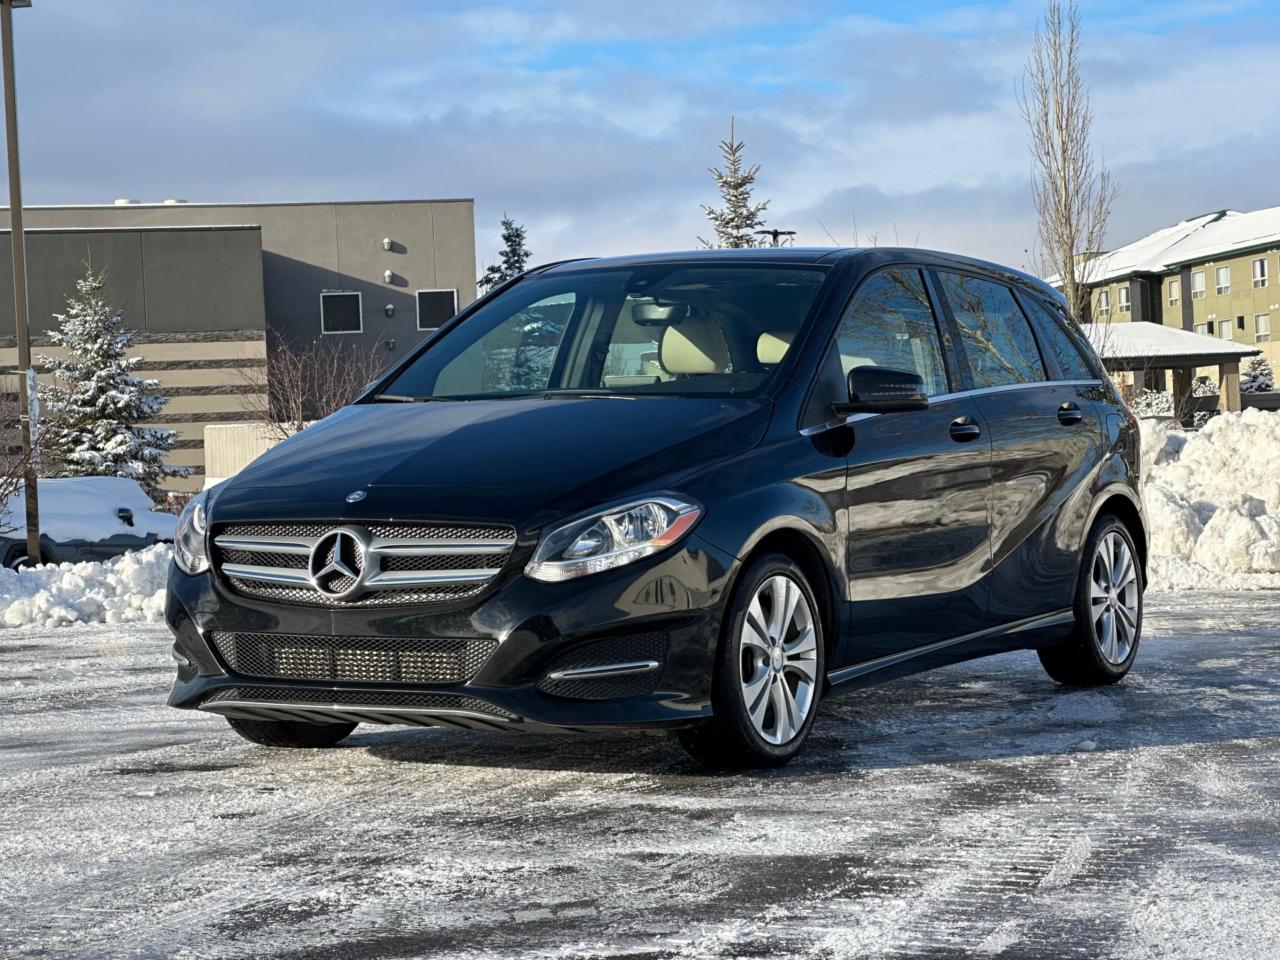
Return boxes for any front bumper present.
[165,533,737,732]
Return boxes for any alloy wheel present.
[1090,531,1140,665]
[739,574,819,745]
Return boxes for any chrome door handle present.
[1057,403,1084,425]
[949,418,982,442]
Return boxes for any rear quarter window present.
[1019,294,1099,381]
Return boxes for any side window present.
[434,293,575,396]
[1019,295,1096,380]
[937,272,1045,387]
[835,268,949,396]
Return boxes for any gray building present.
[0,199,476,491]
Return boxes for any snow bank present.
[2,476,176,542]
[1143,409,1280,591]
[0,544,171,628]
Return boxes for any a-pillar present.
[1172,366,1194,426]
[1219,361,1241,414]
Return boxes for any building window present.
[1097,289,1111,315]
[1215,265,1231,295]
[1258,314,1272,343]
[416,289,458,332]
[320,291,363,334]
[1253,258,1269,288]
[1220,320,1234,340]
[1194,322,1209,335]
[1168,278,1180,305]
[1191,271,1206,299]
[1118,286,1131,313]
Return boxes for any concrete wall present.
[2,200,477,366]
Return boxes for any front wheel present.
[1038,516,1143,686]
[225,716,357,748]
[677,555,824,769]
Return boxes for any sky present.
[5,0,1280,277]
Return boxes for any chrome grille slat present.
[212,519,517,607]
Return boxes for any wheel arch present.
[1089,488,1147,575]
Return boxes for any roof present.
[0,198,474,210]
[1055,204,1280,286]
[1082,320,1260,370]
[542,246,1064,299]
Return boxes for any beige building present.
[1082,206,1280,379]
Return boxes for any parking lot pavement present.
[3,592,1279,960]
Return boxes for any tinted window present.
[937,273,1045,387]
[416,290,457,331]
[384,265,828,400]
[320,292,362,334]
[835,269,949,396]
[1019,295,1096,380]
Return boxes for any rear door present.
[932,271,1105,625]
[836,267,995,662]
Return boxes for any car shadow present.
[357,628,1280,779]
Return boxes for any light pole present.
[1,0,38,565]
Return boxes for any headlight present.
[525,496,702,582]
[173,492,209,575]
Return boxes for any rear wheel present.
[678,555,824,769]
[225,716,357,748]
[1038,516,1143,686]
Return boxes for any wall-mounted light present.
[384,303,395,317]
[382,237,393,251]
[384,269,394,283]
[384,338,396,351]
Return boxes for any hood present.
[210,396,772,527]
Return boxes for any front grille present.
[211,519,516,607]
[537,632,669,701]
[210,632,496,685]
[200,685,515,719]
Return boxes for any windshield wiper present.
[371,393,445,403]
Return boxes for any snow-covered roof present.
[1050,204,1280,286]
[1083,321,1260,366]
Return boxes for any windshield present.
[378,263,829,400]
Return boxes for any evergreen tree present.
[701,117,770,248]
[38,265,187,496]
[478,215,531,293]
[1241,355,1275,394]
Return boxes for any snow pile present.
[0,544,171,628]
[1143,409,1280,591]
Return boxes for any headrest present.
[757,330,794,365]
[660,320,730,375]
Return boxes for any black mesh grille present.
[220,549,309,569]
[379,553,505,572]
[537,632,668,701]
[200,685,515,718]
[210,632,496,685]
[217,521,514,541]
[175,658,198,683]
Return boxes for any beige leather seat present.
[660,319,731,375]
[756,330,793,364]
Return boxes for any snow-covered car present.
[1,477,177,569]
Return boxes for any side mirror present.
[834,366,929,415]
[117,507,135,527]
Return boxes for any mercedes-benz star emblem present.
[345,490,367,503]
[309,527,369,599]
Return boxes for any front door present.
[835,267,995,663]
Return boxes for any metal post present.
[1,0,39,564]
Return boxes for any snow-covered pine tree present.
[478,216,531,293]
[38,265,187,497]
[1241,355,1275,394]
[701,117,769,248]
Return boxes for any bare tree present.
[1018,0,1115,322]
[240,336,389,442]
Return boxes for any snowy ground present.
[3,592,1279,960]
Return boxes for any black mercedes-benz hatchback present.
[166,247,1145,768]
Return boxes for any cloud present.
[4,0,1278,276]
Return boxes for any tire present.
[1038,515,1143,686]
[6,549,49,571]
[678,554,825,769]
[225,716,357,748]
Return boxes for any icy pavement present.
[3,594,1279,960]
